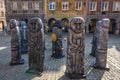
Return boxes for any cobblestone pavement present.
[0,31,120,80]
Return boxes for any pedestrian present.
[2,25,5,35]
[2,25,7,36]
[4,26,7,36]
[2,25,4,32]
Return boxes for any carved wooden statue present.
[94,18,110,70]
[66,17,86,79]
[10,19,24,65]
[51,20,64,59]
[20,21,28,54]
[27,17,44,74]
[90,20,102,57]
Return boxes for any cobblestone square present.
[0,32,120,80]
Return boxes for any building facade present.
[5,0,44,28]
[0,0,6,31]
[44,0,87,32]
[86,0,120,34]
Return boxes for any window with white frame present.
[75,1,82,10]
[0,1,3,8]
[49,2,55,10]
[90,2,97,11]
[62,2,69,10]
[12,2,17,10]
[33,2,39,10]
[22,2,28,10]
[113,2,119,11]
[101,2,109,11]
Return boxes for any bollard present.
[10,19,24,65]
[20,21,28,54]
[65,17,86,79]
[51,20,65,59]
[26,17,44,74]
[93,18,110,71]
[90,20,102,57]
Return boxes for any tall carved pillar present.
[94,18,110,71]
[20,21,28,54]
[90,20,102,57]
[66,17,86,79]
[115,21,120,35]
[51,20,64,59]
[26,17,44,74]
[85,21,90,33]
[10,19,24,65]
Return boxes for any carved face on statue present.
[28,17,43,33]
[10,19,18,29]
[70,17,85,33]
[101,18,110,29]
[21,21,26,28]
[96,20,102,26]
[96,20,102,29]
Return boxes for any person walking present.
[2,25,7,36]
[4,26,8,36]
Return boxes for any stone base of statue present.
[65,72,86,79]
[26,68,43,75]
[51,54,65,59]
[90,53,96,57]
[51,42,65,59]
[93,63,110,71]
[10,58,24,65]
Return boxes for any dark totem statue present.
[10,19,24,65]
[51,20,65,59]
[66,17,86,79]
[20,21,28,54]
[90,20,102,57]
[27,17,44,74]
[93,18,110,71]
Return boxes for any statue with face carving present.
[10,19,24,65]
[20,21,28,54]
[27,17,44,74]
[90,20,102,57]
[66,17,86,79]
[51,20,65,59]
[94,18,110,71]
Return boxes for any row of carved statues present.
[10,17,110,79]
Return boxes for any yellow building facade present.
[0,0,6,31]
[44,0,87,32]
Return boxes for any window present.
[0,1,3,8]
[49,2,55,10]
[33,2,39,10]
[75,1,82,10]
[90,2,97,11]
[12,2,17,10]
[28,2,32,10]
[113,2,119,11]
[62,2,69,10]
[101,2,109,11]
[22,2,28,10]
[17,2,22,10]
